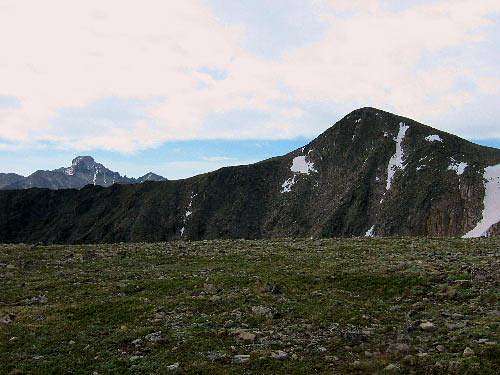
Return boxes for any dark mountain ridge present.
[1,107,499,244]
[0,156,166,190]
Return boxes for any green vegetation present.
[1,238,498,374]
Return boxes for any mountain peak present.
[0,108,499,241]
[0,155,167,190]
[71,156,96,167]
[137,172,167,183]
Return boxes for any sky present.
[0,0,499,179]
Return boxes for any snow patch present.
[448,159,468,175]
[365,225,375,237]
[290,155,316,174]
[425,134,443,143]
[463,164,500,238]
[281,176,297,193]
[280,154,316,193]
[386,122,409,190]
[180,192,197,236]
[65,167,74,176]
[93,167,99,185]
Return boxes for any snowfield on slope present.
[290,155,317,174]
[281,176,297,193]
[448,158,468,176]
[365,225,375,237]
[425,134,443,142]
[463,164,500,238]
[281,154,316,193]
[386,122,409,190]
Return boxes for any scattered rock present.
[235,330,256,342]
[362,329,373,336]
[262,283,283,295]
[385,363,398,371]
[446,323,461,330]
[402,355,415,366]
[131,338,142,346]
[419,321,436,331]
[251,305,273,318]
[463,347,474,357]
[394,343,410,353]
[204,283,215,293]
[271,350,288,360]
[233,354,250,364]
[145,331,163,343]
[152,311,166,321]
[206,351,226,362]
[167,363,179,371]
[27,295,48,304]
[0,314,14,324]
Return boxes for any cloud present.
[280,0,500,118]
[202,156,235,162]
[0,0,499,152]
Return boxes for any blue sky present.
[1,0,499,179]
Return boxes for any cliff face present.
[0,107,499,244]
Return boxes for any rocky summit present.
[0,107,499,244]
[0,156,166,190]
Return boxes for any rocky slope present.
[0,156,166,190]
[0,107,498,243]
[0,173,25,189]
[1,238,498,373]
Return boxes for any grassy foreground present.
[0,238,498,374]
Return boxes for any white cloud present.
[0,0,499,152]
[280,0,500,119]
[202,156,235,162]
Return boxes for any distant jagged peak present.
[72,155,96,166]
[65,156,100,176]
